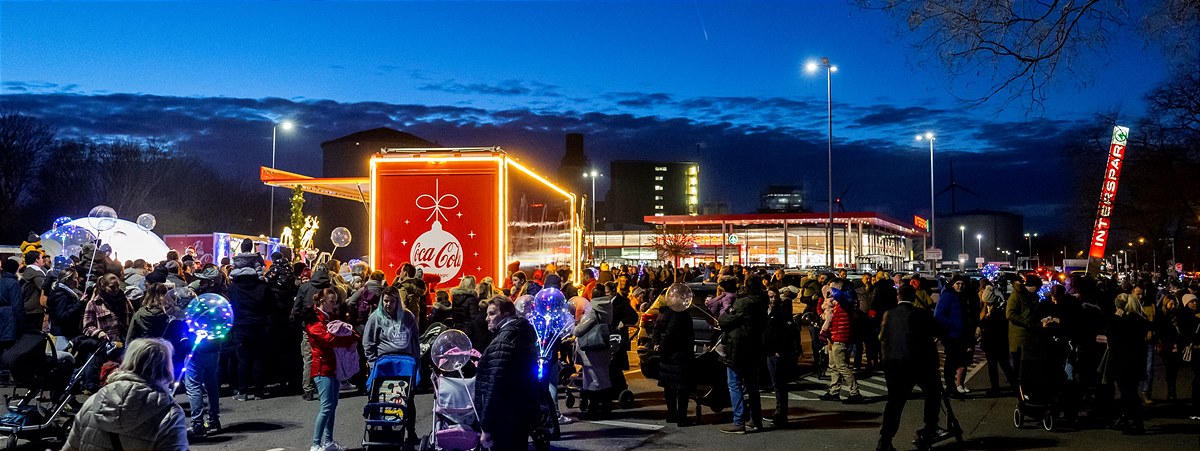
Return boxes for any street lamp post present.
[1023,232,1037,269]
[583,170,601,260]
[976,234,983,266]
[916,133,936,257]
[807,58,837,268]
[269,120,294,236]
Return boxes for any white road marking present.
[586,420,665,431]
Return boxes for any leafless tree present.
[864,0,1199,112]
[649,225,697,267]
[0,112,54,222]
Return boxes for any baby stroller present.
[420,330,482,451]
[800,311,828,378]
[1012,338,1070,432]
[0,332,112,449]
[362,354,421,451]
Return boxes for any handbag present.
[576,313,611,351]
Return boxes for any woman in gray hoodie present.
[362,285,420,439]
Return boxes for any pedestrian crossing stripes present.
[767,347,989,401]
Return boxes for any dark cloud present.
[0,90,1087,232]
[418,79,561,97]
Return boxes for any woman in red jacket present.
[304,288,359,451]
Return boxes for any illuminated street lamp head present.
[1137,237,1144,244]
[977,234,982,240]
[915,132,934,141]
[279,120,294,131]
[805,61,819,73]
[960,225,965,231]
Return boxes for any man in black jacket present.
[291,264,332,400]
[228,261,273,401]
[877,285,947,451]
[476,297,539,451]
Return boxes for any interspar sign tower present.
[1088,126,1130,272]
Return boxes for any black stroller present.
[0,332,112,449]
[1013,336,1070,432]
[800,311,828,378]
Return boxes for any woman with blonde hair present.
[65,338,189,450]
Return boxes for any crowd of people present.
[3,236,1200,451]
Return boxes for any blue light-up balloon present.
[52,216,73,230]
[185,293,234,340]
[981,264,1001,283]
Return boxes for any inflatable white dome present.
[42,218,170,263]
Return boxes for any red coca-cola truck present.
[262,147,581,288]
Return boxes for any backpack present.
[353,288,378,325]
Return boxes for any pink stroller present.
[419,331,483,451]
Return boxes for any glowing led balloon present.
[185,293,234,340]
[40,225,96,258]
[431,329,475,372]
[526,286,575,381]
[330,227,352,248]
[981,264,1001,283]
[52,256,71,271]
[87,205,118,232]
[65,244,83,258]
[136,213,156,231]
[52,216,72,229]
[663,283,694,312]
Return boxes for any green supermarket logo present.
[1112,126,1129,145]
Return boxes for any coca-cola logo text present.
[413,241,461,270]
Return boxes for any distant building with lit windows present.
[605,160,699,226]
[758,185,808,213]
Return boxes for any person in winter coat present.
[977,279,1014,393]
[47,268,85,339]
[652,296,695,426]
[476,297,539,451]
[448,275,479,331]
[705,276,738,317]
[0,259,27,349]
[228,262,274,401]
[304,288,361,451]
[607,282,639,404]
[818,278,862,404]
[292,264,334,400]
[83,273,133,345]
[764,285,800,425]
[1006,275,1040,381]
[19,250,47,331]
[123,259,147,291]
[348,271,386,330]
[574,287,614,418]
[125,283,178,343]
[1108,290,1151,434]
[64,338,188,451]
[468,281,497,351]
[231,238,266,277]
[264,255,302,395]
[189,263,228,295]
[718,274,769,434]
[877,285,945,451]
[934,276,976,395]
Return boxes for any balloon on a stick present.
[330,227,352,248]
[136,213,157,231]
[87,205,118,232]
[663,283,694,312]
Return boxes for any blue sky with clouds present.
[0,1,1173,232]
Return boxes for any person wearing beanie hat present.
[231,238,266,278]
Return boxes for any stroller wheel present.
[565,392,576,408]
[418,433,431,451]
[1042,411,1054,431]
[618,390,635,409]
[1012,408,1023,428]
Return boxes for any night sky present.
[0,1,1173,233]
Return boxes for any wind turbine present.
[937,159,978,214]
